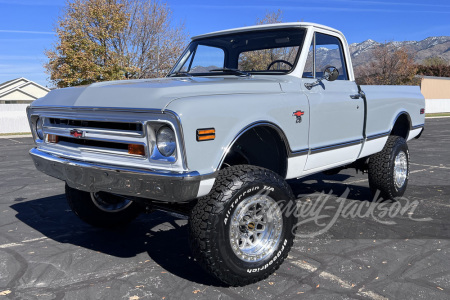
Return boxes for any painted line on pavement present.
[0,237,48,249]
[410,163,450,170]
[288,256,388,300]
[346,167,434,185]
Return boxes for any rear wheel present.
[368,135,410,200]
[189,165,296,286]
[65,184,142,228]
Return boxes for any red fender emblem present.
[293,110,305,123]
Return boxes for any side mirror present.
[304,66,339,90]
[323,66,339,82]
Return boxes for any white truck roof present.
[192,22,343,40]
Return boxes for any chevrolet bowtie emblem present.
[293,110,305,123]
[70,129,84,138]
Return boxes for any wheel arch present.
[217,122,291,178]
[390,111,412,139]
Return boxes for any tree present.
[416,64,450,77]
[355,43,418,85]
[422,56,448,67]
[45,0,187,88]
[416,56,450,77]
[255,9,283,25]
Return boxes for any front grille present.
[48,118,143,133]
[58,136,129,151]
[41,116,148,159]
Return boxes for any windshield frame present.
[168,28,307,77]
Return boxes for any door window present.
[302,43,314,78]
[315,33,348,80]
[302,33,348,80]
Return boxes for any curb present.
[0,134,32,139]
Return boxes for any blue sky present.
[0,0,449,87]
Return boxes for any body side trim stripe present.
[412,123,425,130]
[366,131,390,141]
[289,148,309,157]
[310,139,363,154]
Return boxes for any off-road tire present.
[189,165,296,286]
[65,184,142,228]
[368,135,410,200]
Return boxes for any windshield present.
[168,28,306,76]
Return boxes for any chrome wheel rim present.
[229,195,283,262]
[394,151,408,189]
[91,192,133,212]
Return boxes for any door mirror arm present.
[304,66,339,90]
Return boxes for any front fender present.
[165,92,310,176]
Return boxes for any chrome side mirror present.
[304,66,339,90]
[323,66,339,82]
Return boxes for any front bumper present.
[30,148,203,202]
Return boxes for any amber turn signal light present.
[128,144,146,156]
[197,129,215,135]
[197,128,215,141]
[197,135,216,141]
[47,134,59,143]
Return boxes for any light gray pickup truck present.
[27,22,425,285]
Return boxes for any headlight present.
[156,126,176,157]
[36,117,44,140]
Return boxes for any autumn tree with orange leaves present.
[45,0,187,88]
[355,43,418,85]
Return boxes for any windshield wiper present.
[168,71,193,77]
[209,68,251,77]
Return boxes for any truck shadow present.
[11,173,434,286]
[289,173,373,200]
[11,194,222,286]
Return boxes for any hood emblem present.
[293,110,305,123]
[70,129,84,138]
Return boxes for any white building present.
[0,78,50,134]
[421,76,450,114]
[0,77,50,104]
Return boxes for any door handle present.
[350,93,361,99]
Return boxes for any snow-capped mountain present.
[348,36,450,68]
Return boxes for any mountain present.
[349,36,450,68]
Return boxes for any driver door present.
[302,32,364,171]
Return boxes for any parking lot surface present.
[0,118,449,300]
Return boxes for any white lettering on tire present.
[224,186,261,225]
[246,239,288,273]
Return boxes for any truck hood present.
[31,76,284,110]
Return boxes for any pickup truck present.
[27,22,425,286]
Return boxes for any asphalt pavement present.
[0,118,449,300]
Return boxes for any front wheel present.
[65,184,142,228]
[368,135,410,200]
[189,165,297,286]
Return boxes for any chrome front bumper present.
[30,148,203,202]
